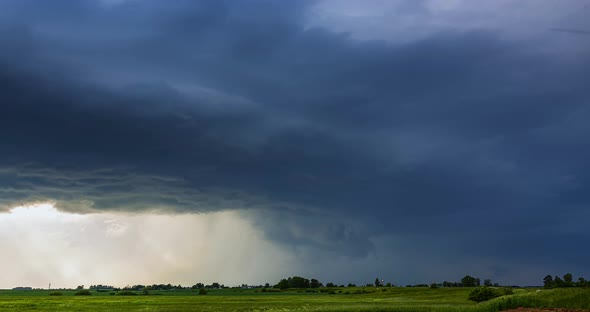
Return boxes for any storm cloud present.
[1,0,589,285]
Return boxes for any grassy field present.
[0,287,588,311]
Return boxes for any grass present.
[0,287,588,311]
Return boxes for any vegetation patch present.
[468,286,502,302]
[73,290,92,296]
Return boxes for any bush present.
[503,287,514,295]
[74,290,92,296]
[199,288,207,295]
[49,292,63,296]
[117,290,137,296]
[468,286,501,302]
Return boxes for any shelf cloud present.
[1,0,589,287]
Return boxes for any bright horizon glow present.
[3,203,85,222]
[0,203,295,290]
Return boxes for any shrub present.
[74,290,92,296]
[199,288,207,295]
[502,287,514,295]
[49,292,63,296]
[117,290,137,296]
[429,283,439,289]
[468,286,500,302]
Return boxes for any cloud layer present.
[1,0,589,285]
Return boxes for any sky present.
[0,0,589,289]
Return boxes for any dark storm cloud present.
[1,0,589,282]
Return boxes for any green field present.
[0,287,589,311]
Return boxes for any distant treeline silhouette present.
[543,273,589,288]
[44,273,590,292]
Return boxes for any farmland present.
[0,287,589,312]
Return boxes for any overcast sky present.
[1,0,589,288]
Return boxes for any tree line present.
[77,273,590,292]
[543,273,589,288]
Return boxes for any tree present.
[276,279,289,290]
[577,277,587,287]
[484,279,492,287]
[289,276,310,288]
[564,273,573,287]
[274,276,311,289]
[310,279,321,289]
[554,276,565,288]
[543,275,554,289]
[347,283,356,287]
[461,275,477,287]
[374,278,381,287]
[325,282,336,288]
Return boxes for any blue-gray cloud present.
[1,0,589,284]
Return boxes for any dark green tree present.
[543,275,554,288]
[276,279,289,290]
[461,275,477,287]
[310,279,321,288]
[374,278,381,287]
[289,276,310,288]
[483,279,492,287]
[564,273,574,287]
[554,276,565,288]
